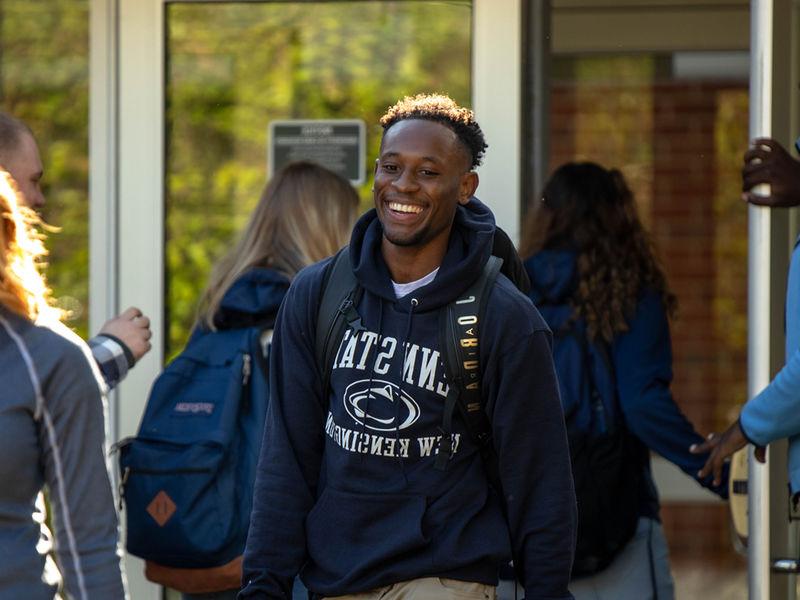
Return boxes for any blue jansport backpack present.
[118,321,271,593]
[533,292,641,577]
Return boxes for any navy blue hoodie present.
[241,200,577,600]
[524,250,727,521]
[211,267,290,331]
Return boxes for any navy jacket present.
[211,267,290,331]
[524,249,727,520]
[241,200,577,599]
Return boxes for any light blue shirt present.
[740,237,800,492]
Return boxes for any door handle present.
[772,558,800,573]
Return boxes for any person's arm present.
[39,338,126,599]
[740,351,800,445]
[240,271,326,599]
[487,327,576,600]
[693,240,800,483]
[740,141,800,438]
[90,307,152,390]
[612,291,728,497]
[88,334,134,390]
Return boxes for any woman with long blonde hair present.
[197,160,359,333]
[175,161,358,600]
[520,162,725,600]
[0,172,126,598]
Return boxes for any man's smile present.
[387,201,423,214]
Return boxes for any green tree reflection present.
[165,2,472,357]
[0,0,90,338]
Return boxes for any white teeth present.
[388,202,422,214]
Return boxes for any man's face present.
[374,119,477,250]
[1,132,44,209]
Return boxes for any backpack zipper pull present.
[340,297,365,333]
[118,467,130,511]
[592,391,608,434]
[242,354,252,386]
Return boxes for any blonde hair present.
[197,161,359,330]
[0,171,57,320]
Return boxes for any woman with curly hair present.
[0,171,126,598]
[520,162,725,600]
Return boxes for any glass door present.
[164,1,473,356]
[107,1,522,597]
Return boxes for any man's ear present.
[459,171,479,205]
[374,158,380,176]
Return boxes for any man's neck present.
[381,236,448,284]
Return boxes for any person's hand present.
[99,306,152,362]
[690,421,766,486]
[742,138,800,207]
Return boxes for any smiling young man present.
[240,94,576,600]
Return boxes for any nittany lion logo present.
[343,379,421,432]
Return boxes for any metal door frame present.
[90,1,523,596]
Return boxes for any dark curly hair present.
[520,162,677,343]
[380,93,488,169]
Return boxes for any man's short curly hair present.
[379,94,487,169]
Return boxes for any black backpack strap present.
[315,247,364,397]
[556,322,616,431]
[492,226,531,295]
[591,336,620,433]
[435,255,503,478]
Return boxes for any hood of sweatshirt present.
[212,267,290,330]
[348,197,495,311]
[524,249,578,306]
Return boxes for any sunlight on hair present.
[0,171,60,321]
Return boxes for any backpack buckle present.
[343,301,365,334]
[434,433,457,471]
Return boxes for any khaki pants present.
[325,577,497,600]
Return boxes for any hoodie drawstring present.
[392,298,417,484]
[358,300,384,465]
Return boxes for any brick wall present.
[652,82,720,435]
[661,502,744,564]
[548,73,749,565]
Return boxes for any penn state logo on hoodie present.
[324,324,466,461]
